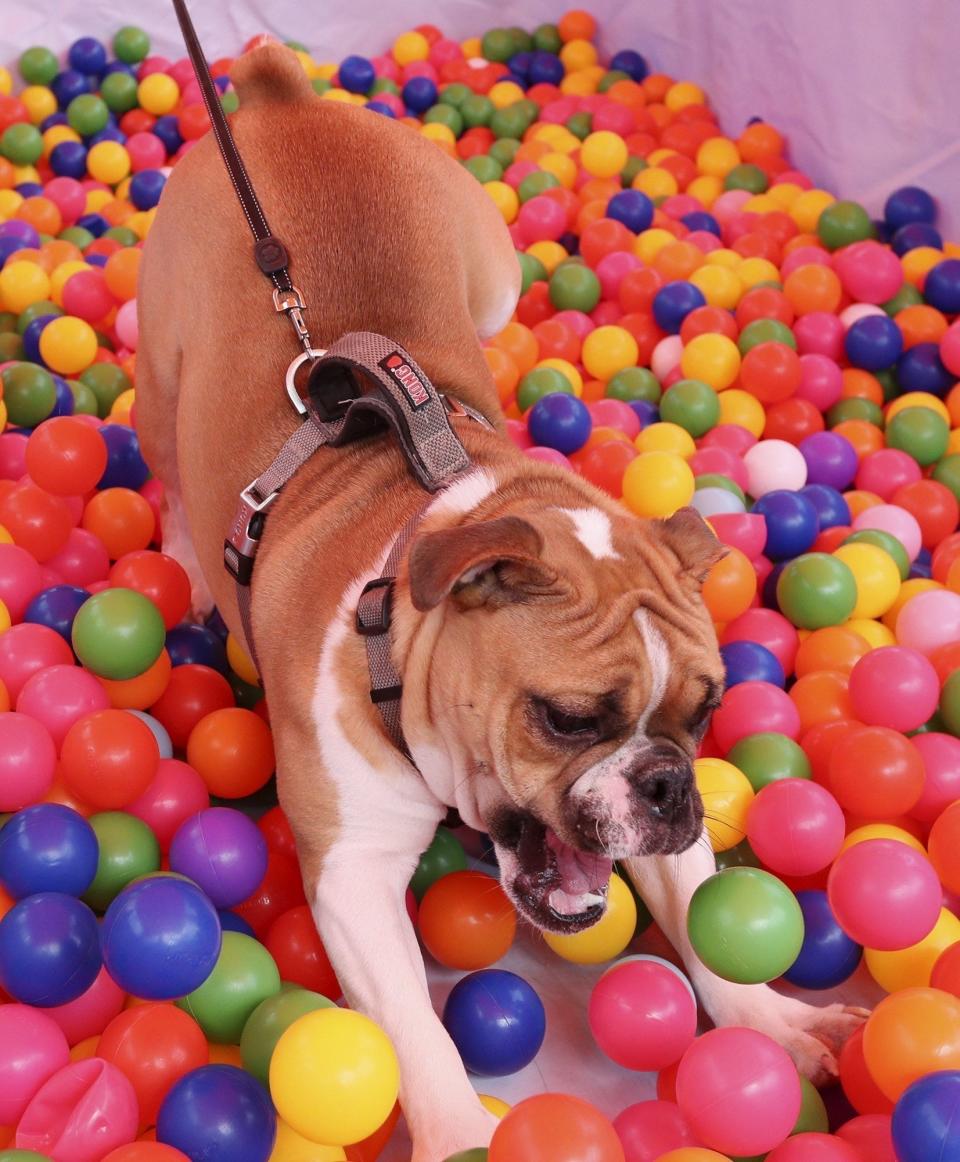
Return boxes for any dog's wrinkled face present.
[405,501,726,934]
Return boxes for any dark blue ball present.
[158,1065,276,1162]
[909,558,933,580]
[167,622,230,673]
[366,100,396,118]
[68,37,108,77]
[102,61,136,78]
[52,69,93,109]
[800,483,852,531]
[762,561,788,610]
[610,49,649,81]
[50,140,89,179]
[893,1071,960,1162]
[884,185,937,231]
[76,212,109,237]
[338,54,375,94]
[218,909,256,938]
[680,211,721,236]
[653,281,707,334]
[783,890,862,990]
[508,51,533,78]
[844,314,904,371]
[50,375,76,418]
[0,891,101,1005]
[896,342,953,396]
[86,253,109,268]
[40,112,69,131]
[752,489,819,560]
[892,222,943,255]
[402,76,439,113]
[0,237,25,266]
[129,169,167,211]
[607,188,654,234]
[527,393,592,454]
[24,584,89,641]
[214,76,230,94]
[0,804,99,899]
[557,230,579,255]
[204,607,230,642]
[527,51,564,86]
[15,182,43,198]
[21,315,58,366]
[503,72,529,90]
[442,969,546,1076]
[98,423,149,490]
[628,399,660,428]
[924,259,960,314]
[88,125,126,147]
[152,115,183,156]
[720,640,786,688]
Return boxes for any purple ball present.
[169,808,268,909]
[798,431,859,490]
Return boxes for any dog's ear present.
[230,41,315,107]
[657,507,726,585]
[407,516,558,611]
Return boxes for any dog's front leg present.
[624,828,867,1084]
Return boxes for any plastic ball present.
[710,682,801,751]
[589,957,697,1071]
[0,803,98,899]
[186,707,275,798]
[0,891,101,1005]
[239,987,335,1088]
[83,810,160,912]
[442,968,546,1077]
[863,988,960,1103]
[176,930,280,1043]
[60,708,159,810]
[622,451,694,517]
[782,889,862,990]
[746,778,844,876]
[527,392,592,453]
[582,325,640,381]
[847,645,939,732]
[264,905,340,1000]
[607,189,653,233]
[776,552,857,628]
[612,1099,698,1162]
[891,1072,960,1162]
[157,1065,276,1162]
[653,281,707,334]
[418,869,516,970]
[489,1094,623,1162]
[0,710,57,811]
[752,490,819,560]
[887,406,949,466]
[766,1134,860,1161]
[543,872,637,964]
[744,438,808,497]
[828,724,924,818]
[72,588,165,681]
[169,807,268,909]
[0,1003,70,1125]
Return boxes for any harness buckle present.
[223,483,280,586]
[356,576,395,636]
[284,347,327,416]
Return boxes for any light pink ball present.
[852,504,923,561]
[896,589,960,655]
[651,335,683,380]
[114,299,138,351]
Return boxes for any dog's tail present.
[230,39,314,109]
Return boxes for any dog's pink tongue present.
[546,829,613,917]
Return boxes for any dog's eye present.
[542,702,601,740]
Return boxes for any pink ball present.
[126,131,167,170]
[0,1004,70,1126]
[746,778,845,876]
[589,958,698,1071]
[840,303,886,330]
[712,681,802,752]
[701,424,758,456]
[428,39,463,68]
[16,664,110,750]
[15,1057,138,1160]
[661,194,702,220]
[0,543,44,622]
[0,711,57,810]
[941,321,960,378]
[541,98,578,124]
[592,102,635,137]
[896,589,960,656]
[613,1100,699,1162]
[707,513,767,560]
[795,354,843,411]
[167,57,196,88]
[689,445,749,492]
[855,449,922,500]
[827,838,941,950]
[852,504,923,561]
[588,398,641,438]
[371,54,401,82]
[517,194,567,244]
[835,1114,897,1162]
[0,431,29,480]
[651,335,683,380]
[179,78,202,106]
[848,646,939,732]
[596,251,641,300]
[114,299,139,351]
[126,758,211,852]
[909,733,960,825]
[676,1027,802,1156]
[506,418,533,450]
[766,1132,861,1161]
[794,312,845,359]
[833,241,903,305]
[44,528,111,588]
[781,245,832,277]
[553,309,595,339]
[711,190,753,223]
[0,623,74,700]
[686,230,723,254]
[137,56,173,79]
[41,965,126,1046]
[401,60,437,82]
[62,270,115,324]
[43,177,86,226]
[525,446,572,468]
[721,608,800,674]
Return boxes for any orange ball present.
[103,1145,190,1162]
[558,9,598,41]
[841,368,884,405]
[862,987,960,1101]
[831,420,884,461]
[828,725,925,819]
[794,627,871,677]
[928,801,960,895]
[417,869,517,970]
[783,264,843,315]
[17,195,62,235]
[896,304,948,349]
[186,707,275,798]
[702,546,757,623]
[489,1094,622,1162]
[103,247,141,301]
[789,669,854,732]
[483,346,520,405]
[99,649,172,710]
[489,322,538,376]
[60,707,160,809]
[82,488,156,559]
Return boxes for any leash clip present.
[223,483,280,585]
[273,285,313,353]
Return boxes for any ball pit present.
[0,8,958,1159]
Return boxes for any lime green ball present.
[621,155,648,187]
[58,226,95,249]
[794,1077,830,1135]
[549,264,601,312]
[221,91,239,115]
[518,170,560,203]
[886,406,950,466]
[738,318,797,354]
[714,839,761,871]
[443,1151,489,1162]
[883,284,923,315]
[777,552,858,629]
[177,931,281,1044]
[480,28,515,63]
[102,226,139,246]
[508,27,533,54]
[17,300,62,334]
[439,82,471,108]
[826,398,884,428]
[565,111,593,140]
[68,379,99,416]
[79,362,131,418]
[100,72,139,115]
[83,812,161,912]
[660,378,720,437]
[240,986,335,1085]
[723,163,768,193]
[939,671,960,736]
[518,369,575,412]
[842,529,910,580]
[874,368,899,403]
[67,94,110,137]
[1,123,43,166]
[112,26,151,64]
[19,46,59,86]
[817,200,875,250]
[2,362,56,427]
[598,70,631,94]
[695,474,746,505]
[0,311,16,334]
[461,94,494,128]
[311,78,331,96]
[532,23,563,53]
[0,334,24,362]
[518,251,547,295]
[0,1151,53,1162]
[424,104,463,136]
[933,453,960,505]
[72,588,166,680]
[488,138,520,168]
[490,104,533,140]
[463,155,502,183]
[409,827,467,900]
[726,733,812,791]
[370,77,399,97]
[606,366,661,403]
[687,867,805,984]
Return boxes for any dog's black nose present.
[634,763,694,826]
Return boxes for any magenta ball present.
[169,806,268,908]
[589,958,698,1071]
[896,590,960,657]
[45,528,111,588]
[125,758,211,853]
[588,398,642,438]
[675,1026,802,1156]
[848,646,939,732]
[796,354,843,411]
[834,241,904,304]
[44,177,86,225]
[711,681,802,752]
[835,1114,897,1161]
[827,838,942,950]
[794,312,844,360]
[0,623,74,701]
[852,504,922,561]
[613,1100,699,1162]
[517,194,567,244]
[42,964,126,1046]
[746,779,845,877]
[0,711,57,812]
[909,733,960,825]
[0,543,43,622]
[0,1003,70,1126]
[855,449,922,501]
[16,664,110,750]
[525,446,573,469]
[766,1132,862,1161]
[115,299,139,351]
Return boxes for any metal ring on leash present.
[284,347,326,416]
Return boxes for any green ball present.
[100,72,139,115]
[518,170,560,203]
[112,26,151,64]
[793,1076,829,1134]
[439,82,472,108]
[598,70,631,93]
[463,155,502,183]
[59,226,95,249]
[817,200,875,250]
[461,94,494,128]
[480,28,516,63]
[714,839,761,871]
[18,46,59,85]
[886,406,950,466]
[738,318,797,354]
[621,155,648,187]
[532,23,563,53]
[549,264,601,312]
[1,123,43,166]
[726,733,812,791]
[776,552,858,629]
[0,333,24,362]
[424,104,463,136]
[68,379,99,416]
[826,397,884,428]
[0,1151,52,1162]
[507,28,533,55]
[660,378,720,437]
[687,867,805,984]
[933,453,960,505]
[0,311,16,334]
[842,528,910,581]
[518,251,548,295]
[1,362,56,426]
[102,226,140,246]
[443,1152,489,1162]
[370,77,399,97]
[724,164,768,193]
[83,812,161,912]
[18,300,62,334]
[177,931,281,1044]
[221,91,239,115]
[311,78,331,96]
[874,367,899,403]
[409,827,467,900]
[518,369,575,411]
[694,473,746,505]
[240,986,335,1085]
[606,366,661,403]
[488,138,520,168]
[285,40,309,53]
[72,588,166,680]
[490,104,533,140]
[939,670,960,736]
[565,111,593,140]
[884,283,923,315]
[229,672,264,710]
[79,362,131,418]
[67,94,110,137]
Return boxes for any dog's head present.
[400,492,725,934]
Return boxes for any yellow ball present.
[767,182,805,209]
[736,257,781,289]
[902,246,944,288]
[582,325,639,380]
[717,388,765,437]
[488,81,525,109]
[0,598,11,635]
[479,1094,511,1119]
[0,67,10,96]
[537,357,582,396]
[622,451,695,518]
[227,633,260,685]
[695,757,755,851]
[21,85,57,124]
[886,391,950,425]
[696,136,741,179]
[635,422,697,458]
[314,63,338,81]
[665,81,706,111]
[0,259,51,314]
[484,180,519,224]
[647,148,678,167]
[742,194,781,215]
[865,907,960,992]
[845,616,896,648]
[526,240,568,274]
[137,72,180,116]
[461,37,482,59]
[269,1119,346,1161]
[85,189,113,214]
[632,166,678,200]
[539,152,577,189]
[543,873,637,964]
[688,264,743,311]
[839,826,927,857]
[882,576,942,631]
[269,1009,399,1147]
[948,427,960,456]
[686,175,724,207]
[108,389,136,426]
[420,122,455,147]
[580,130,628,179]
[790,189,836,233]
[704,247,742,270]
[832,543,901,619]
[320,88,355,104]
[559,38,598,71]
[39,315,98,376]
[0,190,24,218]
[87,141,131,185]
[633,228,677,264]
[392,30,430,65]
[12,165,40,186]
[681,333,742,390]
[292,51,318,79]
[125,209,156,240]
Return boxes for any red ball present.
[891,479,960,550]
[257,805,297,859]
[489,1094,625,1162]
[0,480,74,562]
[60,708,160,810]
[109,551,192,630]
[589,958,697,1071]
[125,757,210,853]
[149,664,234,749]
[233,850,307,941]
[613,1099,699,1162]
[265,905,341,1000]
[740,342,802,403]
[766,1133,860,1161]
[25,417,108,497]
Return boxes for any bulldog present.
[136,41,865,1160]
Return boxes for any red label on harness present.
[379,352,431,410]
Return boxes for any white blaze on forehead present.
[555,507,621,560]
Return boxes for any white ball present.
[839,303,886,330]
[690,487,747,518]
[743,439,808,498]
[651,335,683,381]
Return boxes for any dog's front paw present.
[410,1103,498,1162]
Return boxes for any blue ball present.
[366,100,396,118]
[76,212,109,237]
[610,49,649,81]
[52,69,92,109]
[68,37,108,77]
[402,76,439,114]
[102,61,136,78]
[442,969,546,1076]
[924,259,960,314]
[628,399,660,428]
[218,909,256,938]
[15,182,43,198]
[338,54,375,94]
[98,423,149,490]
[50,375,76,418]
[101,875,222,999]
[88,126,126,147]
[508,51,533,79]
[783,890,862,990]
[896,342,954,396]
[607,188,654,234]
[844,314,904,371]
[21,315,58,366]
[800,484,851,531]
[892,1070,960,1162]
[166,622,230,673]
[152,115,183,157]
[884,185,937,231]
[24,584,90,641]
[528,51,565,86]
[653,281,707,334]
[0,237,25,266]
[0,891,101,1005]
[158,1065,276,1162]
[762,561,788,610]
[752,490,819,560]
[129,168,167,211]
[892,222,943,255]
[50,140,88,179]
[0,804,99,899]
[527,393,592,454]
[720,641,786,688]
[680,211,721,237]
[40,112,69,131]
